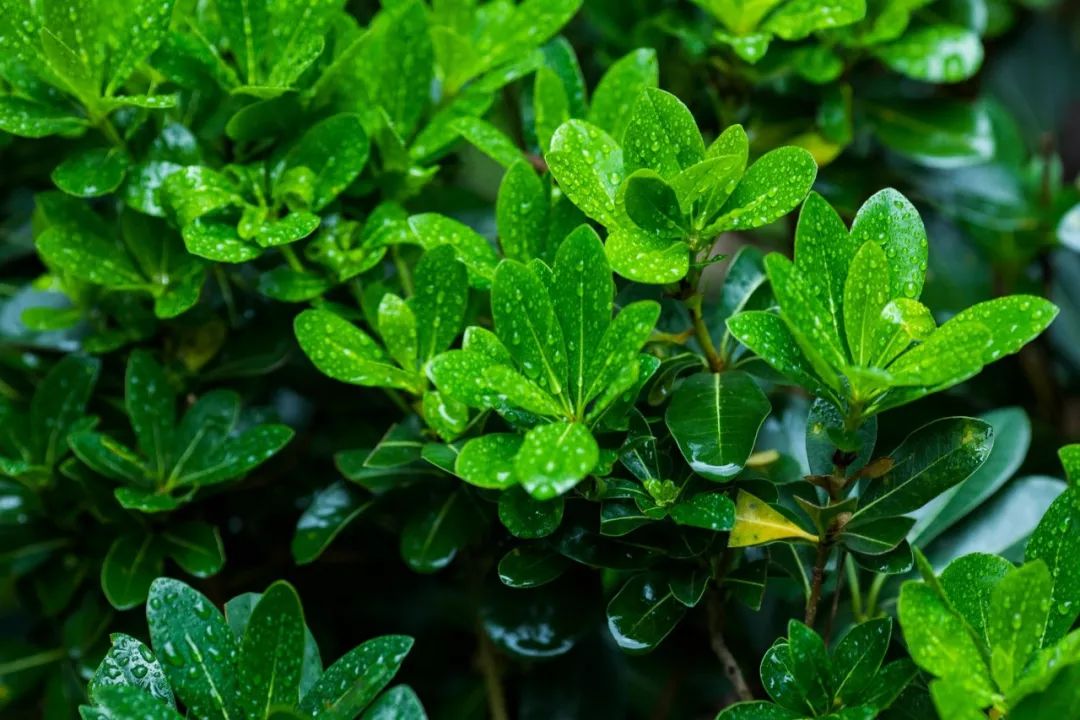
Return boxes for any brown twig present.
[477,627,510,720]
[707,591,753,701]
[805,541,832,627]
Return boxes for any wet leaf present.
[729,490,818,547]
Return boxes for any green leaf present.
[292,482,370,565]
[874,25,983,83]
[897,581,995,701]
[36,225,146,288]
[710,147,817,233]
[456,434,522,489]
[534,65,570,152]
[1026,487,1080,643]
[217,0,269,84]
[147,578,240,720]
[0,96,86,137]
[515,422,598,499]
[171,423,292,488]
[106,0,177,93]
[295,309,422,393]
[716,702,800,720]
[399,490,474,573]
[785,621,831,715]
[377,294,418,372]
[51,148,128,198]
[832,618,891,702]
[31,354,99,467]
[844,241,892,365]
[946,295,1059,365]
[162,167,243,226]
[496,161,549,262]
[282,114,370,211]
[729,490,818,547]
[162,522,225,578]
[412,245,467,362]
[621,170,687,237]
[665,371,771,481]
[453,117,521,168]
[182,220,261,263]
[402,214,499,288]
[606,573,686,653]
[100,534,164,610]
[552,225,613,411]
[987,560,1052,690]
[361,685,426,720]
[497,486,564,539]
[254,212,321,248]
[869,100,995,168]
[623,88,704,178]
[852,417,994,524]
[299,636,413,720]
[727,311,829,395]
[546,119,624,226]
[83,685,184,720]
[70,432,147,485]
[840,516,914,555]
[793,192,859,339]
[587,48,658,139]
[765,254,846,383]
[763,0,865,39]
[668,492,736,531]
[239,581,305,718]
[849,188,928,301]
[870,298,936,367]
[498,546,570,588]
[1060,445,1080,484]
[583,301,660,413]
[126,350,175,479]
[491,260,567,397]
[90,633,175,707]
[605,225,689,284]
[938,553,1013,644]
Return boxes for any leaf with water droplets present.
[413,245,468,363]
[715,701,801,720]
[587,48,658,139]
[1026,487,1080,644]
[491,260,567,396]
[90,633,176,708]
[727,311,832,395]
[238,581,306,718]
[832,617,892,703]
[515,421,598,499]
[70,431,148,485]
[498,486,564,538]
[840,516,914,555]
[498,546,569,588]
[282,114,369,211]
[945,295,1059,365]
[361,685,426,720]
[298,635,413,718]
[620,170,688,238]
[453,116,522,168]
[765,254,846,385]
[254,212,321,248]
[551,225,613,411]
[870,298,936,367]
[874,25,983,83]
[623,88,704,178]
[182,220,261,263]
[853,417,993,524]
[668,492,736,531]
[105,0,178,93]
[583,300,660,410]
[292,481,371,565]
[377,294,418,373]
[497,161,549,262]
[664,371,770,482]
[52,147,128,198]
[162,167,243,227]
[82,684,184,720]
[30,354,100,467]
[295,308,422,393]
[534,65,570,152]
[898,581,995,701]
[792,192,857,333]
[101,532,166,610]
[606,572,686,653]
[987,560,1052,691]
[849,188,927,301]
[546,119,624,227]
[456,433,523,489]
[844,241,891,366]
[126,350,175,480]
[0,96,87,137]
[147,577,240,720]
[605,225,688,284]
[36,225,147,288]
[884,319,990,390]
[402,213,499,288]
[173,422,293,488]
[763,0,865,40]
[709,147,817,233]
[729,490,818,547]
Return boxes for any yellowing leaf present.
[728,490,818,547]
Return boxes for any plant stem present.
[0,647,66,675]
[477,628,509,720]
[865,573,887,619]
[805,540,832,627]
[686,292,725,372]
[392,246,414,296]
[281,245,305,273]
[214,265,239,328]
[707,591,753,701]
[846,554,863,621]
[823,547,846,645]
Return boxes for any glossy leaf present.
[298,636,413,719]
[729,490,818,547]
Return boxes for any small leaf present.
[292,482,371,565]
[52,148,128,198]
[832,618,892,702]
[844,242,891,365]
[126,350,175,480]
[869,100,995,168]
[491,260,567,396]
[497,486,564,539]
[606,573,686,653]
[90,633,175,707]
[456,434,522,489]
[515,422,599,499]
[413,245,468,362]
[605,225,688,284]
[295,309,421,393]
[299,636,413,720]
[874,25,983,83]
[849,188,928,302]
[621,170,687,237]
[0,96,86,137]
[282,114,370,211]
[498,546,570,588]
[623,88,704,178]
[729,490,818,547]
[710,147,817,233]
[162,522,225,578]
[100,533,164,610]
[400,491,474,573]
[669,492,736,531]
[496,161,549,262]
[361,685,427,720]
[83,685,184,720]
[840,516,915,555]
[664,371,771,481]
[453,117,521,168]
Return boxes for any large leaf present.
[546,119,624,226]
[665,371,771,481]
[299,636,413,719]
[238,581,306,717]
[1026,487,1080,643]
